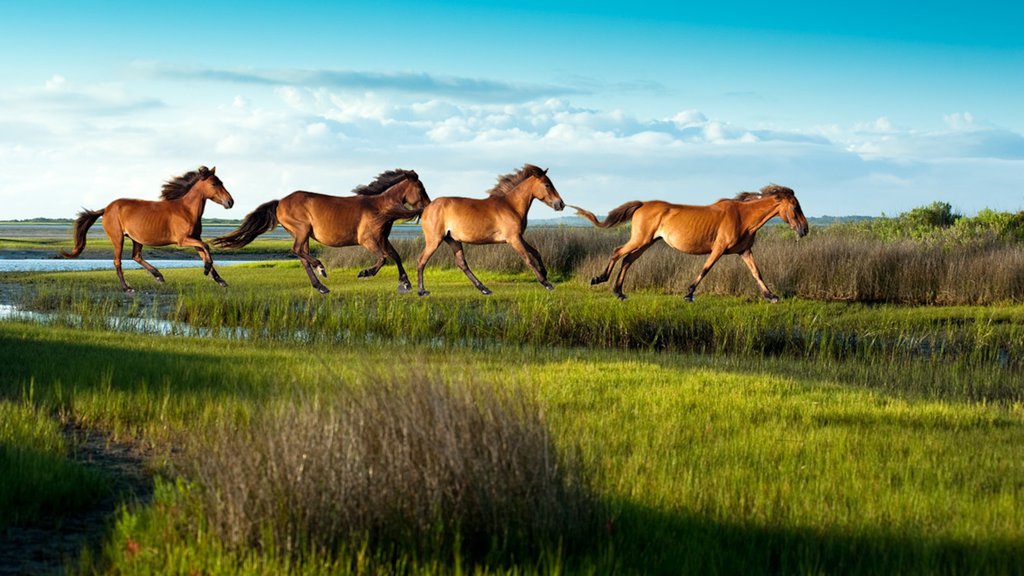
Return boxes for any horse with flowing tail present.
[213,169,429,294]
[572,184,808,302]
[60,166,234,293]
[416,164,565,296]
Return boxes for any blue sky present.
[1,1,1022,219]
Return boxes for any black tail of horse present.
[213,200,280,249]
[570,201,643,228]
[59,208,104,258]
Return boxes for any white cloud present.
[1,73,1022,220]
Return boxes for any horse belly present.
[112,205,176,246]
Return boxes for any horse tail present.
[213,200,279,249]
[570,201,643,228]
[59,208,104,258]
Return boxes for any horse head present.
[400,171,431,211]
[766,184,808,238]
[533,168,565,212]
[196,166,234,209]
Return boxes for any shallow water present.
[0,259,261,272]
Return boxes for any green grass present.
[0,399,110,529]
[1,265,1023,573]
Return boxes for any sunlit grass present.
[2,263,1024,573]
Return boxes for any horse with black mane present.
[214,169,429,294]
[60,165,234,293]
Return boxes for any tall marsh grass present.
[187,375,597,563]
[323,226,1024,305]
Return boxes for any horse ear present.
[543,168,549,175]
[210,166,216,175]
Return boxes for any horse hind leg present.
[446,237,491,295]
[111,234,134,294]
[131,240,164,283]
[290,234,329,294]
[611,241,655,300]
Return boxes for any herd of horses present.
[61,164,809,301]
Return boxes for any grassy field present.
[1,262,1023,574]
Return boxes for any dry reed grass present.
[323,227,1024,304]
[188,372,596,562]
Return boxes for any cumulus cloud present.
[1,71,1022,220]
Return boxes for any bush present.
[189,374,597,563]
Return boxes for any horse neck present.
[372,182,408,208]
[176,187,208,220]
[501,181,537,217]
[741,196,784,233]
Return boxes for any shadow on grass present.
[604,499,1021,575]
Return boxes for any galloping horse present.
[416,164,565,296]
[213,169,429,294]
[60,166,234,293]
[572,184,808,301]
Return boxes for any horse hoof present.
[683,295,695,303]
[480,288,492,296]
[217,280,229,288]
[767,295,780,304]
[615,292,627,301]
[317,285,331,295]
[155,276,165,283]
[124,287,136,295]
[418,290,430,297]
[542,282,554,291]
[357,269,371,278]
[590,277,604,286]
[397,284,411,294]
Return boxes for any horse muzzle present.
[551,200,566,212]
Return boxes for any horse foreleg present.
[686,248,725,302]
[446,238,491,295]
[416,234,444,296]
[384,240,412,293]
[740,250,779,303]
[181,237,228,288]
[612,242,654,300]
[131,240,164,283]
[509,236,552,290]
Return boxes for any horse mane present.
[486,164,547,197]
[161,166,212,200]
[352,169,419,196]
[733,184,795,202]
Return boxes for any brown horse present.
[572,184,808,302]
[213,169,429,294]
[60,166,234,293]
[416,164,565,296]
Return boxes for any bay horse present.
[213,169,428,294]
[416,164,565,296]
[572,184,808,302]
[60,166,234,293]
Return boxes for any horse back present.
[103,198,190,246]
[279,190,367,247]
[421,196,513,244]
